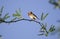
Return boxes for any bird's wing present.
[32,13,39,20]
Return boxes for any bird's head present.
[28,11,33,16]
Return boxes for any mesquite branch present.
[0,6,55,36]
[2,18,42,26]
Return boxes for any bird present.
[28,11,39,20]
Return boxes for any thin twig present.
[2,18,42,26]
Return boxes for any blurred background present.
[0,0,60,39]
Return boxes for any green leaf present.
[16,10,21,16]
[49,25,55,32]
[41,13,44,21]
[3,13,10,20]
[43,13,48,20]
[45,33,48,36]
[41,13,48,21]
[13,9,22,19]
[0,6,4,16]
[13,11,20,17]
[13,13,19,17]
[5,16,10,19]
[41,24,46,30]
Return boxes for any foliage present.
[13,9,22,19]
[41,13,48,21]
[0,6,4,17]
[49,0,60,9]
[3,13,10,20]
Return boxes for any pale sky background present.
[0,0,60,39]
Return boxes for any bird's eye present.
[30,12,32,14]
